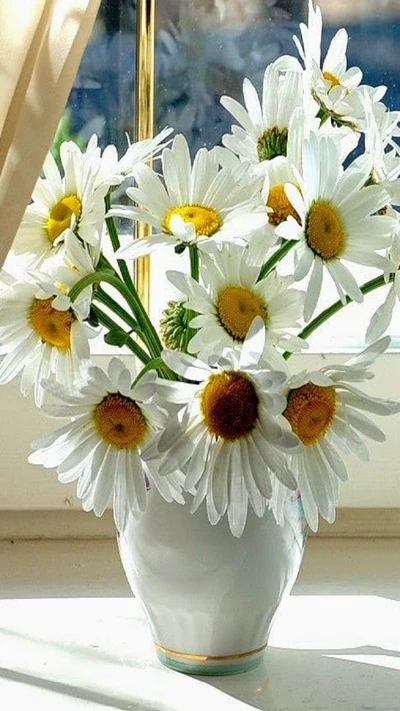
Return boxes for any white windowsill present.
[1,536,400,710]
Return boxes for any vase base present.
[155,642,266,676]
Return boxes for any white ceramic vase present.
[118,489,306,675]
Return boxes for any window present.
[2,0,400,514]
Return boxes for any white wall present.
[1,354,400,511]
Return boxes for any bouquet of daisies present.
[2,1,400,537]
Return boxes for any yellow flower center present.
[201,371,259,441]
[217,285,267,341]
[30,297,74,349]
[164,204,221,237]
[283,383,336,446]
[93,394,148,449]
[267,183,300,226]
[323,71,341,88]
[46,194,82,243]
[306,200,345,260]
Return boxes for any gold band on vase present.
[154,642,267,663]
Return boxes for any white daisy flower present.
[275,0,385,129]
[366,213,400,344]
[29,233,98,320]
[84,126,173,188]
[279,337,400,531]
[352,97,400,343]
[28,359,184,532]
[13,141,107,265]
[0,279,93,406]
[276,131,395,321]
[220,65,304,172]
[242,109,359,265]
[167,244,307,362]
[211,146,281,255]
[353,93,400,190]
[157,319,300,538]
[108,134,267,260]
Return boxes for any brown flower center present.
[201,371,259,441]
[283,383,336,446]
[93,394,148,449]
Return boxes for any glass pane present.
[61,0,135,155]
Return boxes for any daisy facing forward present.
[29,359,184,533]
[277,132,395,321]
[166,244,307,362]
[157,319,300,537]
[109,134,267,260]
[0,279,93,406]
[281,337,400,531]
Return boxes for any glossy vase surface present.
[118,489,306,675]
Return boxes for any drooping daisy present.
[13,140,107,265]
[29,232,99,321]
[275,0,385,129]
[279,337,400,531]
[366,212,400,344]
[352,92,400,189]
[157,319,300,537]
[109,134,268,260]
[356,98,400,343]
[0,279,94,406]
[276,131,395,321]
[28,359,184,532]
[167,244,307,363]
[220,65,304,172]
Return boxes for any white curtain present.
[0,0,102,269]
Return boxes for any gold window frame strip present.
[134,0,155,311]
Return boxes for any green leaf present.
[104,328,133,347]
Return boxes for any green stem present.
[258,240,297,281]
[69,271,134,309]
[189,244,200,282]
[132,356,175,386]
[96,286,138,330]
[182,245,200,353]
[91,305,150,364]
[104,193,136,293]
[283,273,395,360]
[69,270,163,360]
